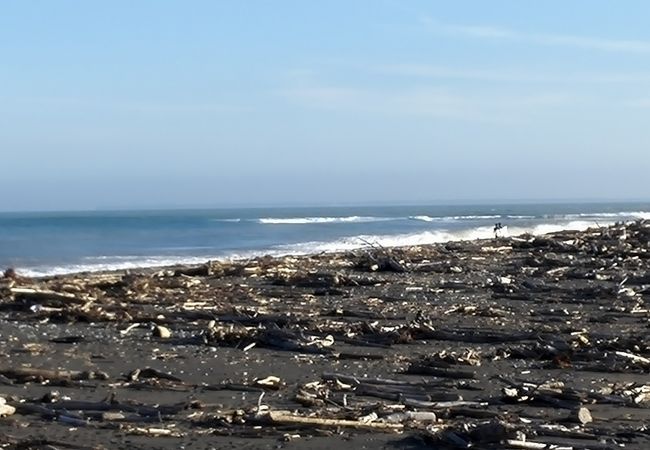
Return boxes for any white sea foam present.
[409,214,502,222]
[452,215,502,220]
[223,211,649,225]
[19,255,221,278]
[625,211,650,220]
[409,215,438,222]
[277,230,490,254]
[549,211,650,221]
[276,220,605,255]
[505,220,598,236]
[258,216,392,224]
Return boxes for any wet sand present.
[1,221,649,449]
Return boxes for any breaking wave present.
[211,218,242,223]
[212,211,649,225]
[258,216,393,224]
[410,211,649,222]
[276,220,600,254]
[409,214,502,222]
[546,211,650,220]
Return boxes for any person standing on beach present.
[493,222,503,238]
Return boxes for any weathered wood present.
[322,372,450,387]
[357,383,462,400]
[16,399,186,418]
[0,368,109,382]
[401,398,486,409]
[13,403,57,418]
[49,401,112,411]
[568,407,592,425]
[128,367,182,382]
[405,365,476,379]
[385,411,437,424]
[264,410,404,431]
[615,350,650,366]
[505,440,549,449]
[10,287,90,305]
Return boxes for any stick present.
[0,368,109,382]
[615,351,650,365]
[10,288,90,305]
[265,410,403,431]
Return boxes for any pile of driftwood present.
[0,221,649,449]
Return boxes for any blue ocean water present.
[1,202,648,277]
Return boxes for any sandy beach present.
[1,220,649,449]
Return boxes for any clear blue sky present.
[1,0,649,211]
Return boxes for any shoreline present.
[11,217,636,279]
[1,220,649,449]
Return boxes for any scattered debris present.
[1,220,649,448]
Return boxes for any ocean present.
[1,202,649,277]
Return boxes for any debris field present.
[1,221,649,449]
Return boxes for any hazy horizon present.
[2,198,650,215]
[2,1,649,211]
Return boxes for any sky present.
[1,0,649,211]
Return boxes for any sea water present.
[1,202,648,277]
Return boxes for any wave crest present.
[409,214,502,222]
[273,220,603,255]
[258,216,392,224]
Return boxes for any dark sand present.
[1,221,649,449]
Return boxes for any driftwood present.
[9,287,90,305]
[15,398,189,419]
[504,440,616,450]
[385,410,437,423]
[405,364,476,379]
[128,367,182,382]
[412,327,538,343]
[355,383,462,403]
[0,367,109,383]
[568,407,592,425]
[400,398,486,409]
[263,410,404,431]
[322,372,452,387]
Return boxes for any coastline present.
[1,221,649,449]
[11,213,645,279]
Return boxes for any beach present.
[5,0,650,448]
[1,220,649,449]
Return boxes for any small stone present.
[153,325,171,339]
[503,387,519,398]
[0,397,16,417]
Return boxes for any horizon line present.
[1,197,649,214]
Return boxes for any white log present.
[266,410,403,431]
[615,351,650,365]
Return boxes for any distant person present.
[493,222,504,238]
